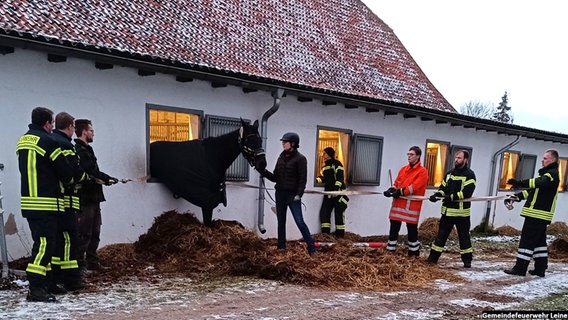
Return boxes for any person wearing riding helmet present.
[262,132,317,257]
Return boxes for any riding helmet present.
[280,132,300,148]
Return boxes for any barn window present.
[146,104,203,180]
[349,133,383,185]
[558,158,568,192]
[204,115,250,181]
[499,151,521,189]
[425,141,449,187]
[315,128,351,186]
[147,105,201,143]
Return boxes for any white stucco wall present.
[1,48,567,260]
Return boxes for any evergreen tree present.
[493,91,512,123]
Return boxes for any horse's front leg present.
[202,208,213,227]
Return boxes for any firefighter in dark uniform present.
[16,107,87,302]
[317,147,349,238]
[503,149,559,277]
[50,112,89,293]
[427,150,476,268]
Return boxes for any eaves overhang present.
[2,30,568,145]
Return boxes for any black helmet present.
[280,132,300,148]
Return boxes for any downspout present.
[482,135,521,232]
[258,88,284,233]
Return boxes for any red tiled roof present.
[0,0,455,112]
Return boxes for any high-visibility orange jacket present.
[389,162,429,224]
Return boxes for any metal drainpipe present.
[257,88,284,233]
[482,135,521,232]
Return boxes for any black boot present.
[504,258,529,276]
[63,269,85,291]
[321,227,331,234]
[461,252,473,268]
[27,286,57,302]
[334,229,345,238]
[529,257,547,277]
[427,250,441,264]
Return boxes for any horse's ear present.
[240,118,246,127]
[252,120,259,129]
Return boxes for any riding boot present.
[427,250,441,264]
[504,258,529,276]
[529,257,547,277]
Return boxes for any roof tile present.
[0,0,454,111]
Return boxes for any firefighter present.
[50,112,89,293]
[427,150,476,268]
[383,146,429,256]
[317,147,349,238]
[503,149,559,277]
[16,107,87,302]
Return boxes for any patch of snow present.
[449,297,510,309]
[494,272,568,300]
[377,309,445,319]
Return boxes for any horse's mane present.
[202,127,240,148]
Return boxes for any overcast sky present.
[361,0,568,134]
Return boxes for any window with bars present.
[205,115,250,181]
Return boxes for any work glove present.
[293,195,301,202]
[504,194,521,210]
[507,178,522,189]
[392,188,403,198]
[429,192,443,202]
[383,187,396,197]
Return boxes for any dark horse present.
[150,119,267,226]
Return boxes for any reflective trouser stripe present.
[431,244,444,253]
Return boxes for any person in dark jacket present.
[74,119,118,273]
[16,107,86,302]
[317,147,349,238]
[51,112,89,293]
[263,132,317,256]
[427,150,476,268]
[503,149,560,277]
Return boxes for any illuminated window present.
[499,151,520,189]
[148,106,200,143]
[425,141,449,187]
[558,158,567,192]
[315,128,351,185]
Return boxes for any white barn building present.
[1,0,567,261]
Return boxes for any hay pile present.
[548,221,568,238]
[418,217,457,242]
[97,210,464,291]
[495,225,521,236]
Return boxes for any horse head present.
[239,118,267,172]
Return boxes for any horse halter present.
[238,127,265,167]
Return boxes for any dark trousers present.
[514,217,549,272]
[25,213,58,288]
[319,195,347,234]
[275,190,316,254]
[52,211,81,284]
[77,202,102,268]
[388,220,419,255]
[428,215,472,263]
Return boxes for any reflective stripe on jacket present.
[517,162,559,222]
[389,162,428,224]
[438,166,476,217]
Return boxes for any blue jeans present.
[275,190,316,254]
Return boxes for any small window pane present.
[500,152,520,189]
[425,142,449,187]
[558,158,567,192]
[519,154,537,181]
[350,134,382,185]
[316,129,350,185]
[149,109,200,142]
[205,115,249,181]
